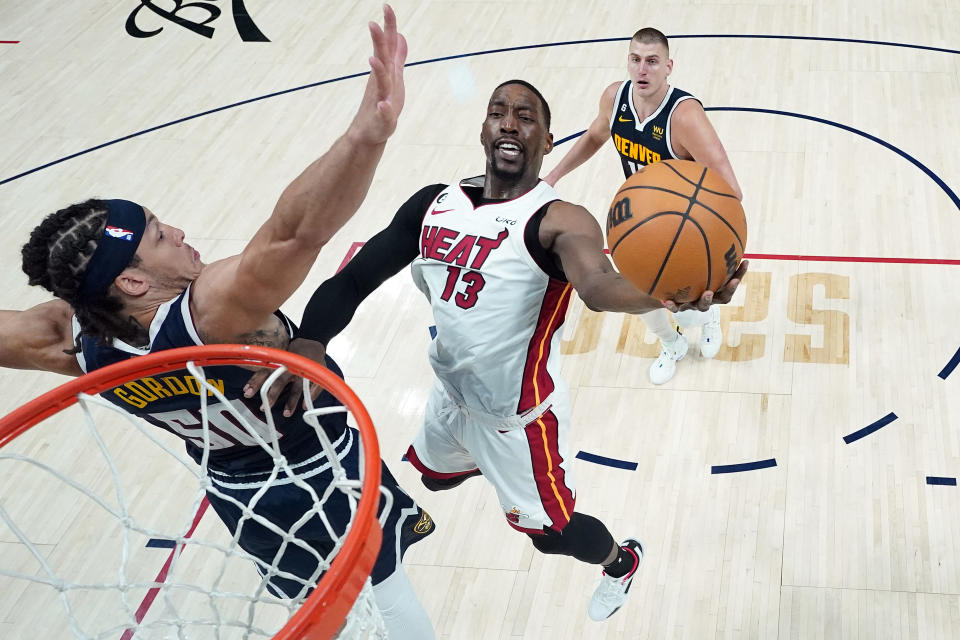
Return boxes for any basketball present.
[605,159,747,303]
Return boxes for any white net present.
[0,360,387,640]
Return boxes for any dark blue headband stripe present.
[79,199,146,299]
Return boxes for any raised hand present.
[353,4,408,145]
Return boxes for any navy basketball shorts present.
[205,426,435,599]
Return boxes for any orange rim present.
[0,344,382,640]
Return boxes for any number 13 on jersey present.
[440,266,486,309]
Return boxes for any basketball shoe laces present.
[596,546,639,601]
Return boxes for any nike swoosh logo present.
[618,116,633,123]
[430,208,453,215]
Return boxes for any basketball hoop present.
[0,345,385,639]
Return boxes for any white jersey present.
[410,178,571,418]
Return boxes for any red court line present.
[742,252,960,265]
[347,241,960,266]
[0,41,20,44]
[120,497,211,640]
[599,246,960,265]
[336,241,365,272]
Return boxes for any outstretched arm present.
[295,185,441,344]
[543,83,619,187]
[540,201,664,313]
[192,5,410,341]
[0,300,84,377]
[242,183,439,408]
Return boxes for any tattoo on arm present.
[198,324,290,349]
[236,326,288,348]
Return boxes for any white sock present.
[640,308,679,343]
[372,565,436,640]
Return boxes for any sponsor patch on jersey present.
[104,225,135,241]
[652,124,664,141]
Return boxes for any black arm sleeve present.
[297,184,447,343]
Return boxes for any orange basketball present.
[605,159,747,303]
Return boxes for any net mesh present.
[0,356,386,640]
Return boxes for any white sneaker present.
[588,538,644,621]
[699,306,723,359]
[649,331,688,384]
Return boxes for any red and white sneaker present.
[587,538,644,621]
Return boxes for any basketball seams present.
[607,160,745,301]
[674,215,712,294]
[690,201,745,252]
[696,186,739,199]
[609,211,688,255]
[648,166,708,296]
[659,159,701,187]
[616,184,695,199]
[617,174,738,201]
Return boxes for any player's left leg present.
[460,388,644,621]
[526,514,644,621]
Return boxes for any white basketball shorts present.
[405,380,576,533]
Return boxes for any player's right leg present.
[642,308,688,384]
[372,563,436,640]
[406,379,482,488]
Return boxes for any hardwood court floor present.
[1,1,959,638]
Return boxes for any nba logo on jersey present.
[104,226,135,241]
[652,125,664,141]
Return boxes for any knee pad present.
[528,528,565,555]
[527,513,615,564]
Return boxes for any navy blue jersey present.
[609,80,701,178]
[75,287,346,474]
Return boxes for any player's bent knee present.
[527,513,616,564]
[528,527,565,555]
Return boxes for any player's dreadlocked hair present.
[21,198,147,351]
